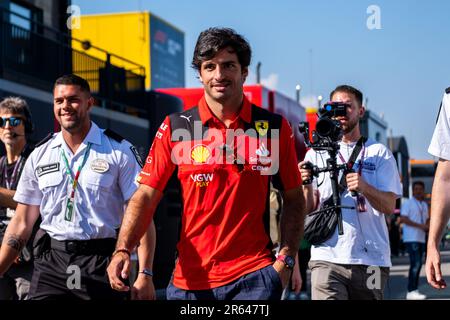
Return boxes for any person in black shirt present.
[0,96,35,300]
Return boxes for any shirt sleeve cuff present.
[13,193,41,206]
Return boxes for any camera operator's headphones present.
[21,103,34,135]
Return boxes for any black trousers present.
[29,237,128,300]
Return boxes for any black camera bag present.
[303,136,366,245]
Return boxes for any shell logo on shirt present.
[191,145,211,164]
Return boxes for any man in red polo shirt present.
[107,27,305,300]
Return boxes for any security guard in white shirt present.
[0,74,156,300]
[426,86,450,290]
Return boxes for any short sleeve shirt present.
[429,90,450,159]
[306,138,402,267]
[401,198,429,243]
[138,96,302,290]
[14,122,142,240]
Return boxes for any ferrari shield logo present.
[255,120,269,136]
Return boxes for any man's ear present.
[197,71,204,84]
[87,96,94,111]
[242,67,248,82]
[359,105,366,118]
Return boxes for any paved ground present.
[155,245,450,300]
[286,244,450,300]
[384,246,450,300]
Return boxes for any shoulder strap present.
[347,136,367,169]
[21,143,34,159]
[339,136,367,188]
[35,133,54,148]
[104,129,124,143]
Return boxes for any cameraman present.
[299,85,402,300]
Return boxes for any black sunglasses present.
[0,117,23,128]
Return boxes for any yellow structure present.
[72,11,184,90]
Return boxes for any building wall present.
[72,12,150,84]
[72,11,185,90]
[360,110,388,145]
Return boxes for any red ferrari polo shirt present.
[138,95,301,290]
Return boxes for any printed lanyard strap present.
[61,143,91,222]
[61,143,92,196]
[4,156,22,189]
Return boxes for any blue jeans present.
[166,264,283,300]
[405,242,425,292]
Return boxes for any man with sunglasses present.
[0,97,35,299]
[108,27,305,300]
[0,74,155,300]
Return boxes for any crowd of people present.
[0,26,448,300]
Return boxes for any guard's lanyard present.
[4,156,23,189]
[61,143,92,221]
[338,143,365,176]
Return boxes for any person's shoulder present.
[401,198,412,207]
[170,107,199,119]
[103,128,125,144]
[26,133,57,163]
[304,147,324,162]
[365,138,390,152]
[168,107,199,127]
[364,138,397,164]
[102,128,135,148]
[102,129,143,166]
[33,133,57,152]
[252,105,283,122]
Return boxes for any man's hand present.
[272,261,292,289]
[426,244,447,290]
[107,252,131,292]
[291,261,302,295]
[298,161,313,184]
[132,273,156,300]
[346,172,368,193]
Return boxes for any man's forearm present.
[137,220,156,271]
[400,216,425,229]
[429,162,450,247]
[0,187,17,209]
[302,184,316,214]
[361,184,396,214]
[279,187,305,256]
[0,204,39,276]
[116,186,162,252]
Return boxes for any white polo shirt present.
[14,122,142,240]
[429,89,450,159]
[305,138,402,267]
[401,197,429,243]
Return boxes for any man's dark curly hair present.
[191,27,252,71]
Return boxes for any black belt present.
[50,237,116,255]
